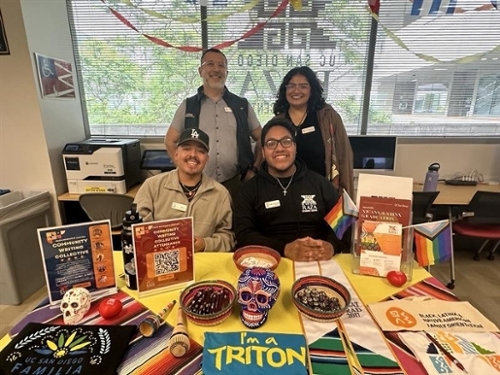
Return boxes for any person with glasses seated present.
[233,118,345,261]
[165,48,263,201]
[272,66,354,198]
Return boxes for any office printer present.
[63,139,141,194]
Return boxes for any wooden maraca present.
[139,300,176,338]
[168,308,190,358]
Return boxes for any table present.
[412,181,500,205]
[0,253,430,352]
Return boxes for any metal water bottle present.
[423,162,440,192]
[121,203,142,290]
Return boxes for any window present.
[68,0,500,137]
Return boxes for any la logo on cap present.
[191,129,199,138]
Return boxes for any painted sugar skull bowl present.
[291,275,351,322]
[237,267,280,329]
[180,280,237,326]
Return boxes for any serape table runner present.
[295,260,404,375]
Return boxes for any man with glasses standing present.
[165,48,262,200]
[233,118,345,261]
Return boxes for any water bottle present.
[121,203,142,290]
[423,162,440,192]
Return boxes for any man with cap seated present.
[134,128,234,252]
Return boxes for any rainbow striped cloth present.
[414,219,452,267]
[324,189,358,240]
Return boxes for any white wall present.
[0,0,56,219]
[0,0,87,224]
[396,141,500,184]
[20,0,86,199]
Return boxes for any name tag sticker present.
[265,200,281,209]
[172,202,187,212]
[224,107,233,113]
[301,126,315,134]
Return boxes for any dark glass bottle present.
[121,203,142,290]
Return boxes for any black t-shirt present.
[292,111,326,176]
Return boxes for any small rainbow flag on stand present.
[414,219,452,266]
[324,190,358,239]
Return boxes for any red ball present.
[386,270,407,287]
[99,297,123,319]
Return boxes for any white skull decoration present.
[237,267,280,329]
[60,288,91,325]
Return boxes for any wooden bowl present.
[233,246,281,272]
[291,275,351,322]
[179,280,236,326]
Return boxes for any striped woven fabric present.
[295,261,404,375]
[9,290,203,375]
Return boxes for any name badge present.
[265,200,281,209]
[172,202,187,212]
[224,107,232,113]
[301,126,315,134]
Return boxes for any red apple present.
[386,270,407,287]
[99,297,123,319]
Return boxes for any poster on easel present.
[37,220,117,305]
[133,217,194,298]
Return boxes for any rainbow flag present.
[414,219,452,266]
[324,189,358,239]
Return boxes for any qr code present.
[153,250,180,276]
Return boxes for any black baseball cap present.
[178,128,210,151]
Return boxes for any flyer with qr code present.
[37,220,117,305]
[132,217,194,297]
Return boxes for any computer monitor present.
[349,136,398,175]
[140,149,175,172]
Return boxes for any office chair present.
[412,191,440,224]
[452,191,500,261]
[79,193,134,230]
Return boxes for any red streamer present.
[100,0,288,52]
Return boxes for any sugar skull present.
[60,287,91,325]
[237,267,280,328]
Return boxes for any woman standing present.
[272,66,354,197]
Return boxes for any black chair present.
[412,191,440,224]
[79,193,134,230]
[453,191,500,261]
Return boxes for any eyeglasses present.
[285,83,310,91]
[201,60,227,70]
[264,137,294,150]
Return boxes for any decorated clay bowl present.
[291,275,351,322]
[233,245,281,272]
[180,280,236,326]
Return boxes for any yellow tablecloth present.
[0,253,430,351]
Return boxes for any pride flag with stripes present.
[324,189,358,240]
[414,219,452,266]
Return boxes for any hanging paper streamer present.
[100,0,288,52]
[119,0,260,24]
[365,1,500,64]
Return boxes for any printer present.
[62,138,142,194]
